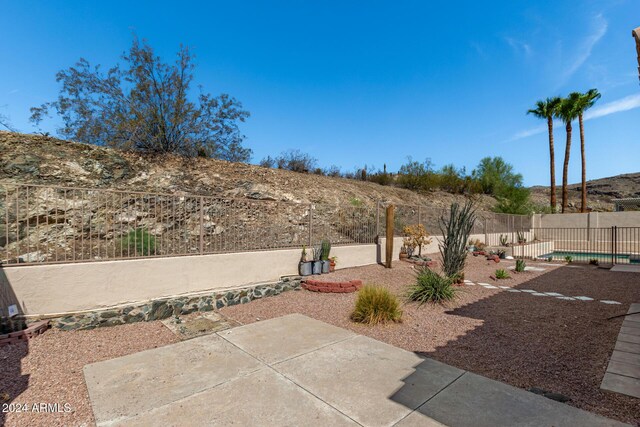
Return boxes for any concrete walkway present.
[84,314,628,427]
[602,303,640,398]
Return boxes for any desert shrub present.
[515,259,526,272]
[438,164,467,194]
[369,171,393,186]
[120,227,156,256]
[323,165,342,177]
[396,157,439,192]
[565,255,573,263]
[407,268,456,304]
[495,269,510,279]
[439,201,476,277]
[259,149,318,173]
[402,224,432,257]
[351,285,402,325]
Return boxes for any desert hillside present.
[2,132,636,214]
[0,131,496,211]
[530,173,640,212]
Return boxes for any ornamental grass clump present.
[351,285,402,325]
[407,268,456,305]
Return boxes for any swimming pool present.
[539,250,640,264]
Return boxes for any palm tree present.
[556,93,581,213]
[575,89,601,213]
[527,97,562,211]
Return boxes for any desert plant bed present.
[221,255,640,424]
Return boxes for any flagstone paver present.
[601,303,640,399]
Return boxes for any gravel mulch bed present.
[221,256,640,425]
[0,321,178,427]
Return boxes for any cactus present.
[499,234,508,246]
[320,239,331,261]
[312,245,322,261]
[515,259,526,272]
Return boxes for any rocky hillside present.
[0,131,495,211]
[530,173,640,212]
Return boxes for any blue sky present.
[1,0,639,186]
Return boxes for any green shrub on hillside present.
[120,227,156,256]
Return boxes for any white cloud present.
[584,93,640,120]
[505,37,532,57]
[510,93,640,141]
[559,14,608,84]
[511,125,546,140]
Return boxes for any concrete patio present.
[84,314,628,427]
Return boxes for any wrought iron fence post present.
[611,226,615,265]
[376,200,380,237]
[308,203,313,246]
[199,196,204,254]
[484,218,488,244]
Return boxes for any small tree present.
[439,202,476,278]
[402,224,432,257]
[30,37,251,161]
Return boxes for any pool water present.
[539,251,639,264]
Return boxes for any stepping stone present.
[520,289,537,293]
[507,289,521,293]
[573,296,594,301]
[482,285,498,289]
[465,282,476,286]
[544,292,563,297]
[498,286,510,289]
[478,283,492,286]
[557,296,576,301]
[463,280,472,283]
[531,292,550,297]
[600,300,621,305]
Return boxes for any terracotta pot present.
[329,261,336,272]
[399,252,408,260]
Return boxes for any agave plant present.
[438,201,476,278]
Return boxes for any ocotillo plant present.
[438,201,476,278]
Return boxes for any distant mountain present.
[530,173,640,212]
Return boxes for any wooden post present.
[385,205,394,268]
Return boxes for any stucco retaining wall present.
[1,243,377,316]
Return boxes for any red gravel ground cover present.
[221,256,640,425]
[0,322,178,427]
[1,255,638,426]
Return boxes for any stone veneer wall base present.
[34,276,301,331]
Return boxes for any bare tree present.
[0,110,17,132]
[30,37,251,161]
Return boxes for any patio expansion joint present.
[390,370,467,427]
[216,331,365,426]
